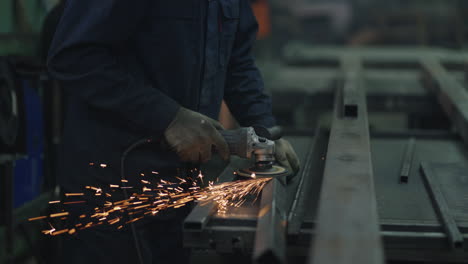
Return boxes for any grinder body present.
[219,126,290,178]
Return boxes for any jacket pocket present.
[219,0,239,68]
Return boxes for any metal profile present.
[400,138,416,183]
[341,55,361,118]
[419,162,464,249]
[421,58,468,146]
[253,177,287,264]
[308,57,384,264]
[183,164,237,231]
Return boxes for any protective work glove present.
[275,138,300,175]
[164,107,230,163]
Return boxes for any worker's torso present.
[59,0,241,191]
[132,0,239,117]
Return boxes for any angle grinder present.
[220,126,290,178]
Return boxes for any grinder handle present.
[219,128,248,158]
[252,125,283,141]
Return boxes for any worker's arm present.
[224,1,300,174]
[223,0,275,128]
[47,0,179,136]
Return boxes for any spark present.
[42,223,56,235]
[50,212,69,218]
[28,216,47,221]
[198,171,204,184]
[65,193,84,197]
[63,201,86,205]
[35,168,272,236]
[100,164,107,168]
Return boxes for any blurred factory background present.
[1,0,468,263]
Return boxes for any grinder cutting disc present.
[237,164,290,178]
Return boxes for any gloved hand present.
[275,138,300,175]
[164,107,230,163]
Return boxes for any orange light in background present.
[251,0,272,40]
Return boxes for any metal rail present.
[253,177,287,264]
[288,128,327,234]
[421,58,468,146]
[420,162,464,249]
[308,57,384,264]
[183,163,237,231]
[399,138,416,183]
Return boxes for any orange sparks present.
[50,212,70,218]
[65,193,84,197]
[108,218,120,225]
[63,201,86,205]
[33,171,272,237]
[100,164,107,168]
[29,216,47,221]
[51,229,69,236]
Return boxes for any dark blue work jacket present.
[48,0,275,192]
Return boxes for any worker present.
[47,1,300,263]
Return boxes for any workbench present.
[184,46,468,263]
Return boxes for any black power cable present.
[120,137,155,264]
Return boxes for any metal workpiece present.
[421,58,468,146]
[309,75,384,263]
[400,138,416,183]
[340,55,363,118]
[420,162,464,249]
[184,162,238,232]
[288,128,328,235]
[253,177,287,264]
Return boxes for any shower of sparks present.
[30,165,271,236]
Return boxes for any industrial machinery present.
[183,46,468,264]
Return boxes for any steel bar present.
[341,55,361,118]
[253,177,287,264]
[288,128,327,234]
[308,57,384,264]
[419,162,464,249]
[183,203,217,231]
[183,162,237,231]
[421,58,468,146]
[400,138,416,183]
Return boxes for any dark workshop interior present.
[1,0,468,263]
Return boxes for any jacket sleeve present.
[47,0,179,136]
[223,0,276,128]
